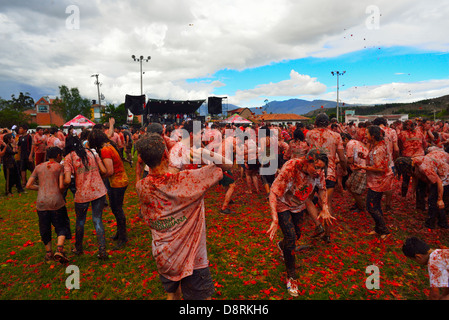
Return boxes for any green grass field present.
[0,154,446,301]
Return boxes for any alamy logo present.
[365,5,381,30]
[65,5,80,30]
[65,265,80,289]
[365,265,380,289]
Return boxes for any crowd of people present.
[1,113,449,300]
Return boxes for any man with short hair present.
[305,113,347,243]
[29,127,47,166]
[402,237,449,300]
[135,133,232,300]
[267,148,335,296]
[25,146,71,263]
[17,124,34,186]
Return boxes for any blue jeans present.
[277,210,305,279]
[108,185,128,242]
[366,189,389,235]
[74,195,106,253]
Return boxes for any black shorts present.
[19,159,34,172]
[246,162,260,172]
[159,267,215,300]
[326,179,337,189]
[219,170,235,187]
[37,206,72,245]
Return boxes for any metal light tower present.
[131,55,151,95]
[331,71,345,123]
[91,74,103,119]
[91,74,101,106]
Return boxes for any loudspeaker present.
[208,97,222,115]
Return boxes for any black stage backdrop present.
[143,99,205,125]
[146,99,205,114]
[124,94,146,115]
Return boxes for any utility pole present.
[91,73,104,120]
[331,71,345,123]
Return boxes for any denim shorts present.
[159,267,215,300]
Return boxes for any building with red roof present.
[23,96,65,127]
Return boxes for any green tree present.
[52,85,92,121]
[9,92,35,111]
[0,97,31,128]
[100,103,128,125]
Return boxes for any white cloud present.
[323,79,449,105]
[0,0,448,106]
[230,70,326,106]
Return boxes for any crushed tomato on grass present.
[0,165,446,300]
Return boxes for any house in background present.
[344,110,409,125]
[250,112,311,125]
[23,96,65,127]
[91,100,104,122]
[227,107,255,120]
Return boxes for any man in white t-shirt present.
[403,237,449,300]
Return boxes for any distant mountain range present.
[224,98,358,116]
[222,95,449,117]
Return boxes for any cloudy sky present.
[0,0,448,111]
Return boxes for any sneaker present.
[220,208,235,214]
[286,278,299,297]
[54,251,70,264]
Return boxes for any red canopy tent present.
[63,114,95,128]
[221,113,252,124]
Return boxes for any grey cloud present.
[0,0,448,105]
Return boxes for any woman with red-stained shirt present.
[355,125,392,239]
[63,135,109,259]
[305,113,347,243]
[88,129,129,250]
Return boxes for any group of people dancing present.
[2,112,449,299]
